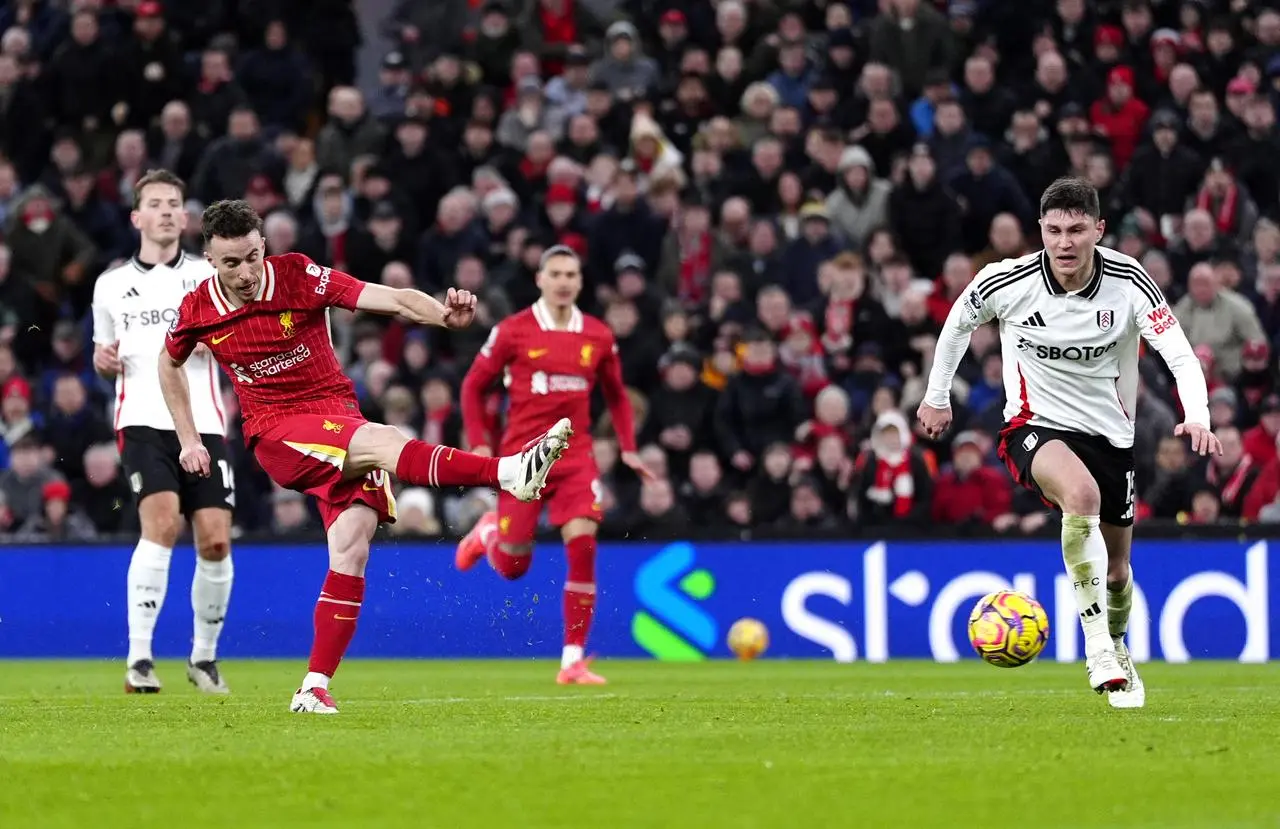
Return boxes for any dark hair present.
[202,199,264,245]
[133,169,186,211]
[1039,176,1100,219]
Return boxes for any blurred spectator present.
[1173,262,1266,381]
[866,0,954,100]
[238,19,314,134]
[642,343,716,479]
[716,328,807,474]
[591,21,659,103]
[190,45,249,142]
[1143,435,1198,519]
[932,430,1012,528]
[148,102,206,187]
[11,478,95,541]
[851,410,933,526]
[0,433,63,527]
[388,487,442,537]
[628,477,689,537]
[317,87,387,175]
[271,488,313,533]
[113,1,184,133]
[1205,426,1260,519]
[191,107,272,206]
[74,442,133,535]
[825,145,891,254]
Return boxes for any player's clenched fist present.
[915,402,952,439]
[179,442,212,477]
[441,288,477,329]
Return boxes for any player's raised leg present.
[557,518,606,685]
[187,507,233,694]
[344,419,572,502]
[125,493,181,693]
[1101,523,1144,708]
[1030,442,1127,694]
[291,504,379,714]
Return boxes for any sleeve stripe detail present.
[1102,262,1163,309]
[977,260,1039,300]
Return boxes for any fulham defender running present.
[919,178,1220,708]
[160,200,570,713]
[91,169,235,695]
[455,246,648,685]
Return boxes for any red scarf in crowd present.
[677,230,712,305]
[871,454,915,518]
[822,298,855,353]
[1207,454,1254,507]
[519,154,551,182]
[1196,183,1239,235]
[423,404,454,446]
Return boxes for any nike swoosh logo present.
[527,348,549,359]
[362,482,381,491]
[211,332,233,344]
[333,614,358,621]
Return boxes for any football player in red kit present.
[159,200,571,713]
[456,245,649,684]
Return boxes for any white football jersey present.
[92,252,227,436]
[925,246,1209,449]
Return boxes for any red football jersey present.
[165,252,366,440]
[461,299,637,458]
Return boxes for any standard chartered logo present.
[633,542,717,660]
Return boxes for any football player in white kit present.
[919,177,1221,708]
[92,170,235,694]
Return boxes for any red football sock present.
[563,535,597,648]
[309,570,365,677]
[488,543,533,580]
[395,440,500,488]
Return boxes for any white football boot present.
[499,418,572,502]
[187,660,231,695]
[290,687,339,714]
[125,659,162,693]
[1086,649,1129,694]
[1107,637,1146,709]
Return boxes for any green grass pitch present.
[2,660,1279,828]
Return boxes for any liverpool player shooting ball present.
[159,199,572,713]
[457,245,652,685]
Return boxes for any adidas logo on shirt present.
[1021,312,1047,327]
[121,287,141,299]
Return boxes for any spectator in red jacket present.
[931,430,1012,527]
[1242,393,1280,467]
[1090,65,1149,171]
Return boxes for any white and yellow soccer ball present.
[727,617,769,660]
[967,590,1050,668]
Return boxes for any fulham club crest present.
[1097,309,1114,331]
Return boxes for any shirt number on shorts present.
[1121,470,1135,521]
[217,459,234,490]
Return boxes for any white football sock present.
[190,555,234,663]
[1061,514,1112,658]
[302,671,330,691]
[496,455,518,490]
[126,539,173,665]
[1108,566,1133,642]
[561,644,584,669]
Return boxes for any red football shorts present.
[497,454,602,545]
[251,414,396,531]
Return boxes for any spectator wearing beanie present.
[717,327,807,476]
[590,21,660,103]
[1090,65,1150,170]
[642,343,717,479]
[931,430,1012,528]
[13,478,96,541]
[781,202,842,306]
[825,144,892,254]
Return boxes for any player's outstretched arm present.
[918,277,997,438]
[1135,290,1221,456]
[157,346,211,475]
[355,284,477,329]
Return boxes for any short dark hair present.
[1039,176,1100,219]
[202,199,264,245]
[133,169,186,211]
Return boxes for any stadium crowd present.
[2,0,1280,541]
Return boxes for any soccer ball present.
[727,617,769,660]
[967,590,1050,668]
